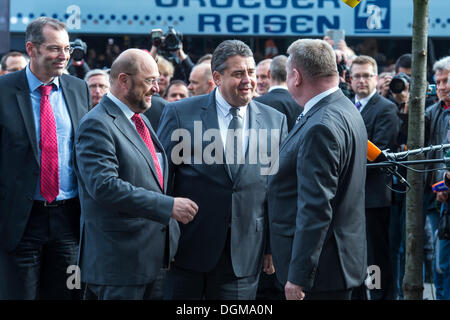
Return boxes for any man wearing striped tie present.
[74,49,198,300]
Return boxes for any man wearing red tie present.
[0,17,90,299]
[74,49,198,300]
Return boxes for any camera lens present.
[390,78,406,94]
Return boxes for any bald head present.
[110,49,157,83]
[188,62,215,96]
[109,49,160,113]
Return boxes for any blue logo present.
[354,0,390,34]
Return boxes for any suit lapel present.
[15,70,39,165]
[200,90,233,182]
[59,75,79,135]
[104,97,163,191]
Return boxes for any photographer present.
[334,49,354,100]
[149,27,194,84]
[67,38,90,80]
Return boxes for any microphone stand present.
[367,144,450,193]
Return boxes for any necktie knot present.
[355,101,362,110]
[229,107,240,119]
[40,84,53,97]
[131,113,142,123]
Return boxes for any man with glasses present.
[0,17,90,299]
[84,69,110,108]
[350,55,400,300]
[74,49,197,300]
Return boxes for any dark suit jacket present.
[269,89,368,292]
[144,95,167,131]
[74,95,178,286]
[0,69,89,252]
[359,93,400,208]
[158,89,288,277]
[254,88,303,131]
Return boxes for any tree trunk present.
[403,0,429,300]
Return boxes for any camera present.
[390,72,410,94]
[151,26,183,52]
[70,39,87,61]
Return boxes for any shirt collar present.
[215,88,247,118]
[302,86,339,116]
[355,89,377,109]
[268,85,288,92]
[107,91,135,120]
[26,64,60,93]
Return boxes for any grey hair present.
[84,69,110,84]
[287,39,338,79]
[25,17,66,44]
[211,40,253,74]
[270,55,288,82]
[433,56,450,73]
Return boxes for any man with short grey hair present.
[268,39,368,300]
[255,55,302,131]
[187,63,215,96]
[84,69,109,108]
[424,56,450,300]
[158,39,287,299]
[0,16,90,299]
[256,58,272,96]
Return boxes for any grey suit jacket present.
[0,69,89,252]
[158,89,288,277]
[74,95,178,286]
[269,89,368,291]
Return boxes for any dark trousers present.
[305,288,353,300]
[365,207,395,300]
[163,231,259,300]
[83,282,155,300]
[0,199,80,300]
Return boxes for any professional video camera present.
[151,26,183,52]
[70,38,87,61]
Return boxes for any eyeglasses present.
[351,73,376,80]
[88,84,109,90]
[125,73,160,86]
[34,42,73,55]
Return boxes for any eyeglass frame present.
[32,42,74,55]
[124,73,160,86]
[351,73,377,80]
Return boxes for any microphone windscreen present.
[367,140,384,162]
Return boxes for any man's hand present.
[175,43,188,62]
[377,73,393,97]
[172,197,198,224]
[285,281,305,300]
[263,254,275,275]
[436,191,448,203]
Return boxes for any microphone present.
[367,140,388,162]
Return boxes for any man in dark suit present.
[254,55,302,131]
[350,55,400,300]
[268,39,368,300]
[0,17,90,299]
[158,40,288,299]
[74,49,198,300]
[144,95,167,130]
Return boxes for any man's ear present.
[293,68,302,87]
[25,41,35,58]
[117,73,129,90]
[212,71,222,87]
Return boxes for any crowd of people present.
[0,16,449,300]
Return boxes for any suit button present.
[28,197,33,201]
[161,227,166,232]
